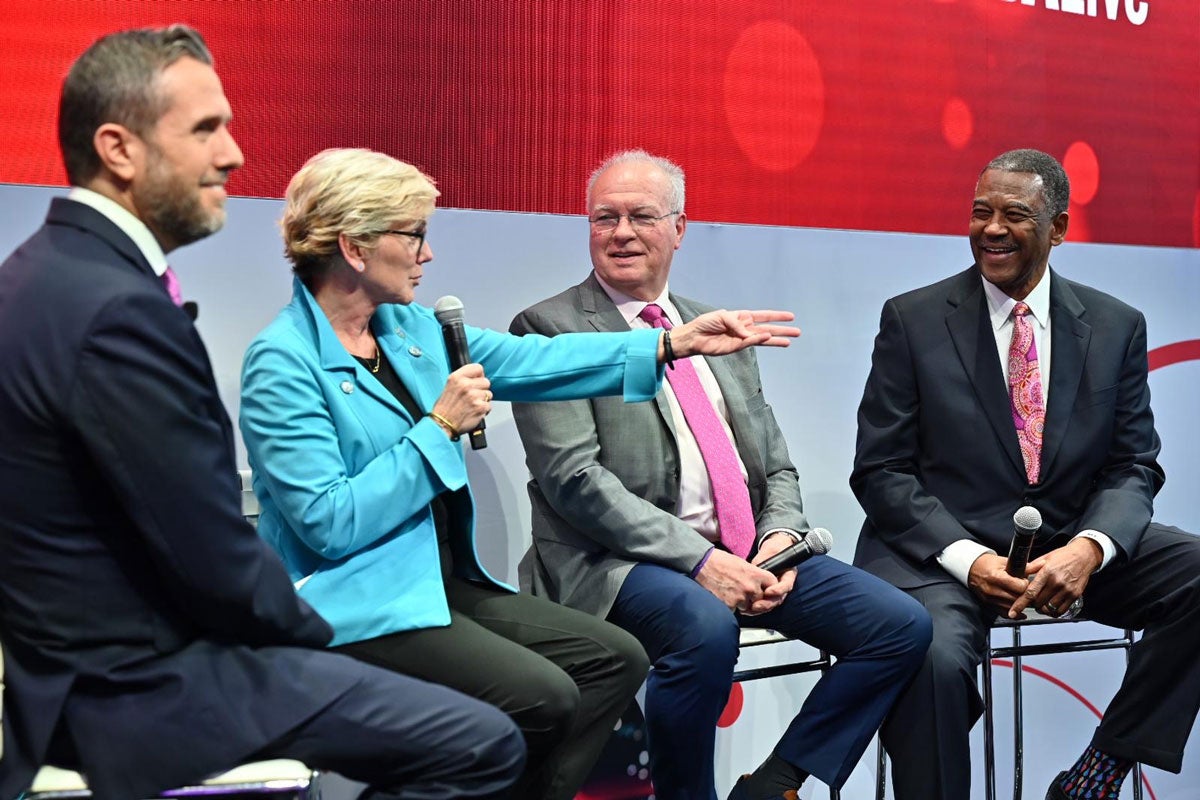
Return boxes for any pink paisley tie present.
[639,303,756,559]
[1008,302,1045,484]
[161,266,184,307]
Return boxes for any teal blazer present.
[241,278,663,645]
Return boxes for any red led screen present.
[1,0,1197,246]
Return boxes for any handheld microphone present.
[756,528,834,576]
[1006,505,1042,578]
[433,295,487,450]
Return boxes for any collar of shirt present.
[593,272,682,329]
[68,187,169,278]
[982,267,1051,335]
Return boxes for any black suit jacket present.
[851,266,1164,589]
[0,199,357,799]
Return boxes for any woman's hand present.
[667,310,799,360]
[430,364,492,438]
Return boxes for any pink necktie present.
[640,303,757,559]
[1008,302,1045,484]
[161,267,183,307]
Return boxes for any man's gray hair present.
[982,148,1071,219]
[588,149,686,214]
[58,24,213,185]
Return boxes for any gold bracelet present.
[428,412,460,440]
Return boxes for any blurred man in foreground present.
[0,25,523,800]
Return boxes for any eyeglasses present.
[588,211,680,232]
[380,229,426,253]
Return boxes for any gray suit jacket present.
[509,273,808,617]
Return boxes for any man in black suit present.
[0,25,523,800]
[851,148,1200,800]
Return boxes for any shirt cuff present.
[1073,530,1116,571]
[937,539,997,587]
[757,528,802,549]
[690,546,715,579]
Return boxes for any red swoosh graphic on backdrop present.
[1149,340,1200,371]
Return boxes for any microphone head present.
[804,527,834,555]
[434,295,465,324]
[1013,505,1042,533]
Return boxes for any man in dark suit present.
[510,150,931,800]
[0,25,524,800]
[852,148,1200,800]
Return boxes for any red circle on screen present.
[1063,142,1100,206]
[717,682,744,727]
[942,97,974,150]
[723,21,826,172]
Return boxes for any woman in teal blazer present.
[240,148,797,800]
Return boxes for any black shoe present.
[1045,771,1070,800]
[726,774,799,800]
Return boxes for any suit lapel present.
[579,274,677,438]
[945,269,1027,478]
[1041,271,1089,477]
[295,279,412,420]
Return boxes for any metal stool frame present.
[982,616,1141,800]
[733,629,840,800]
[873,616,1142,800]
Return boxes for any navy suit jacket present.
[851,266,1165,589]
[0,199,358,799]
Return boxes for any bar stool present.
[873,616,1141,800]
[734,629,840,800]
[982,615,1141,800]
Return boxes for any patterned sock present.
[741,752,808,798]
[1058,745,1134,799]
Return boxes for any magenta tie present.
[1008,302,1045,484]
[640,303,757,559]
[161,266,183,307]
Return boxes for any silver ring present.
[1045,601,1059,614]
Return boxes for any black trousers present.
[335,576,649,800]
[250,649,525,800]
[882,523,1200,800]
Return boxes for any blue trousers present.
[608,555,931,799]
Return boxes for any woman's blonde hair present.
[281,148,439,284]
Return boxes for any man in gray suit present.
[509,150,931,800]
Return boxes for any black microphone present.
[433,295,487,450]
[1006,505,1042,578]
[182,301,199,322]
[756,528,834,577]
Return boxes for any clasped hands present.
[967,537,1103,620]
[696,533,797,615]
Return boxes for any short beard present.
[138,151,225,251]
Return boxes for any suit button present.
[340,380,354,394]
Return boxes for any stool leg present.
[1124,629,1143,800]
[1012,625,1023,800]
[875,736,887,800]
[983,634,997,800]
